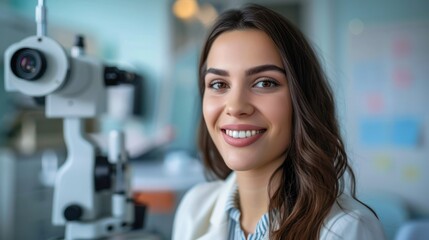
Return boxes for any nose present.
[225,88,254,117]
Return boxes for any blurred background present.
[0,0,428,239]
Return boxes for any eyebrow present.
[245,64,285,76]
[204,64,286,77]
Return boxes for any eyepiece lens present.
[20,55,37,73]
[11,48,46,81]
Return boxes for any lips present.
[221,124,266,147]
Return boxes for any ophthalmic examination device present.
[4,0,145,239]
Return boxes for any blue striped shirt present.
[226,186,269,240]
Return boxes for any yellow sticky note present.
[373,154,393,172]
[402,165,421,182]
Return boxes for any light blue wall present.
[168,44,201,153]
[333,0,429,181]
[334,0,429,83]
[332,0,429,234]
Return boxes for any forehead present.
[206,29,283,69]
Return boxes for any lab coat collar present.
[209,172,237,225]
[199,172,235,240]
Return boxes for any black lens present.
[11,48,46,81]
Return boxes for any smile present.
[224,129,265,139]
[221,126,266,147]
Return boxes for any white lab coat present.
[172,173,386,240]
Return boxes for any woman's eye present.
[254,79,279,88]
[209,81,228,90]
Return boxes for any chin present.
[224,159,259,172]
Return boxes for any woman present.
[173,4,385,240]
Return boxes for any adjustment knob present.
[64,204,83,221]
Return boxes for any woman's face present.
[203,29,293,173]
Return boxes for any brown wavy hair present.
[197,4,360,239]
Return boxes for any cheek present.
[202,97,222,127]
[261,95,293,131]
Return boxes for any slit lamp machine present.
[3,0,145,239]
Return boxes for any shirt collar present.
[226,184,241,223]
[225,181,270,238]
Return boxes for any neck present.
[235,162,282,236]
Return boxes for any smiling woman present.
[203,29,292,174]
[173,4,386,240]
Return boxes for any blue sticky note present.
[359,118,390,147]
[391,118,420,148]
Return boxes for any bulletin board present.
[345,21,429,215]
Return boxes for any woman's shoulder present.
[172,178,230,240]
[177,173,236,212]
[179,180,225,211]
[320,194,386,240]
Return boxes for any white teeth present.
[239,131,245,138]
[233,131,238,138]
[225,130,263,139]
